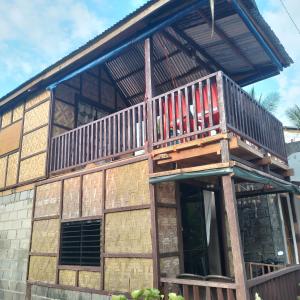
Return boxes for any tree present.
[249,87,280,113]
[286,105,300,128]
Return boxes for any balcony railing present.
[50,71,287,173]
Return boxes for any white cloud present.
[0,0,106,96]
[259,0,300,125]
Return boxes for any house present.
[0,0,299,299]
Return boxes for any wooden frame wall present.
[26,154,154,297]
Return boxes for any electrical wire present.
[279,0,300,34]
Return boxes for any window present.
[60,219,101,266]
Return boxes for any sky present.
[0,0,299,125]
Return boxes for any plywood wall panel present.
[82,172,103,217]
[31,219,59,253]
[78,271,101,289]
[35,181,61,218]
[105,209,152,254]
[19,152,47,182]
[25,91,50,110]
[104,258,153,292]
[157,208,178,253]
[23,101,50,133]
[59,270,76,286]
[0,156,7,188]
[0,121,22,156]
[28,256,56,284]
[106,161,150,209]
[62,177,80,219]
[6,152,19,186]
[21,125,48,158]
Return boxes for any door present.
[180,183,209,276]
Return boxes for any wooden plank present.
[155,142,222,165]
[149,162,231,178]
[0,120,22,156]
[183,285,189,300]
[152,133,228,156]
[221,175,249,300]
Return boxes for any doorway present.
[180,183,209,276]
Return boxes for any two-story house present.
[0,1,300,300]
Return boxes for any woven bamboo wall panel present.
[59,270,76,286]
[101,81,115,109]
[52,125,68,137]
[156,182,176,204]
[23,101,50,133]
[1,110,12,128]
[158,208,178,253]
[28,256,56,284]
[6,152,19,186]
[54,100,75,129]
[104,258,153,292]
[160,257,180,277]
[12,104,24,122]
[35,181,61,218]
[25,91,50,110]
[0,156,7,188]
[19,152,46,182]
[106,161,150,209]
[55,84,78,104]
[105,209,152,254]
[31,219,59,253]
[21,125,48,158]
[63,177,80,219]
[82,172,103,217]
[78,271,101,289]
[0,121,21,156]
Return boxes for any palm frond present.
[260,92,280,113]
[286,105,300,128]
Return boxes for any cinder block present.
[92,294,111,300]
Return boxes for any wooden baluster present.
[183,285,189,300]
[138,105,142,148]
[117,113,121,153]
[216,288,224,300]
[191,84,197,133]
[206,286,211,300]
[122,111,126,152]
[193,286,200,300]
[206,78,213,128]
[132,107,136,149]
[152,99,157,144]
[199,81,205,131]
[226,289,235,300]
[178,90,183,137]
[108,116,112,156]
[165,96,170,141]
[185,86,190,135]
[158,97,163,141]
[128,110,131,151]
[104,118,107,157]
[171,92,176,137]
[99,120,103,158]
[95,121,99,160]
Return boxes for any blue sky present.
[0,0,299,125]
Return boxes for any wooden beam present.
[198,10,257,71]
[172,26,225,73]
[221,175,250,300]
[161,30,214,73]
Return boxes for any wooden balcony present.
[49,71,287,174]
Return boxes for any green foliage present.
[249,87,280,113]
[112,289,184,300]
[255,292,262,300]
[286,104,300,128]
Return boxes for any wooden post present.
[145,37,160,288]
[221,175,250,300]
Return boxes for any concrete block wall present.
[0,189,33,300]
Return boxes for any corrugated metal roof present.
[0,0,293,107]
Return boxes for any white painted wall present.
[288,152,300,182]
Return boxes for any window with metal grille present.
[60,219,101,266]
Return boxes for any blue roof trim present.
[231,0,283,71]
[48,0,208,90]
